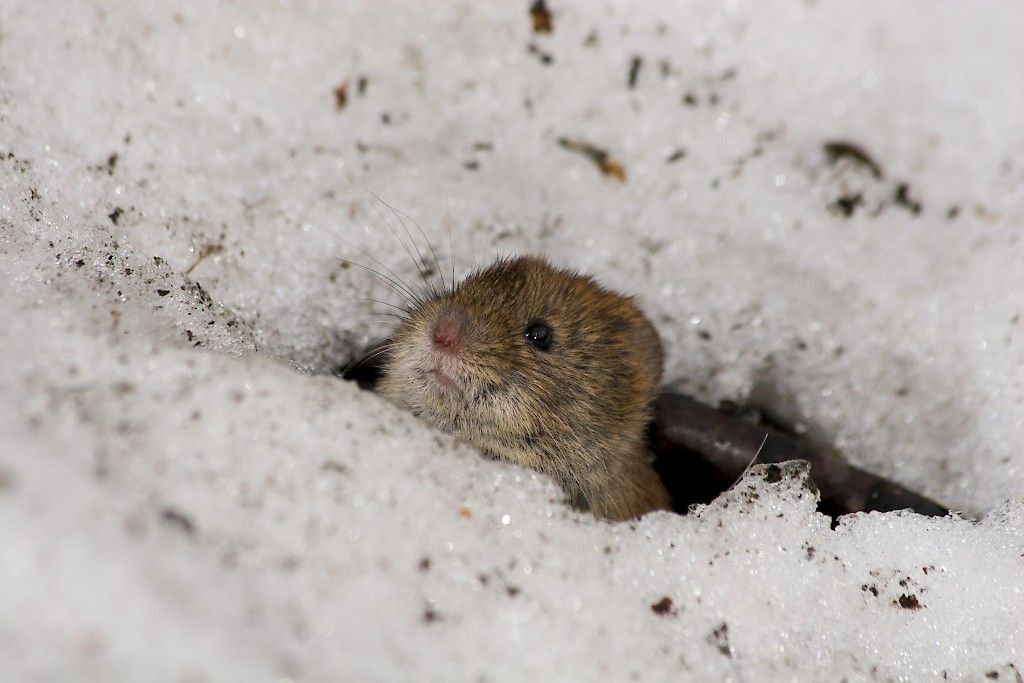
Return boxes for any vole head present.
[378,256,664,486]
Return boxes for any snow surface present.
[1,0,1022,680]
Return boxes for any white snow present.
[1,0,1022,680]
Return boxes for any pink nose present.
[432,316,465,354]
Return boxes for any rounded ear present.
[629,310,664,387]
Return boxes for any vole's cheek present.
[473,382,501,403]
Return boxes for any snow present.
[1,0,1022,680]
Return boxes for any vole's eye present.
[524,320,553,351]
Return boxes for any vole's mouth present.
[432,368,459,390]
[428,367,464,396]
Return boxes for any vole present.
[379,255,671,521]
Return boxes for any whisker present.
[376,194,449,295]
[369,199,425,278]
[361,297,410,317]
[362,189,435,300]
[337,235,423,304]
[340,341,394,378]
[363,313,407,324]
[337,258,420,307]
[370,202,432,298]
[726,433,770,491]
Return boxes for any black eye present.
[524,320,553,351]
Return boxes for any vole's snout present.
[431,311,468,356]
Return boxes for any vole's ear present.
[629,312,664,386]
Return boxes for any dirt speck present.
[529,0,553,33]
[160,507,196,536]
[823,140,883,179]
[321,460,348,474]
[897,593,923,610]
[333,81,349,110]
[893,182,922,215]
[829,193,864,218]
[706,622,732,657]
[666,148,687,163]
[527,42,554,65]
[651,596,675,616]
[557,137,626,182]
[628,55,643,88]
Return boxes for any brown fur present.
[379,256,671,521]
